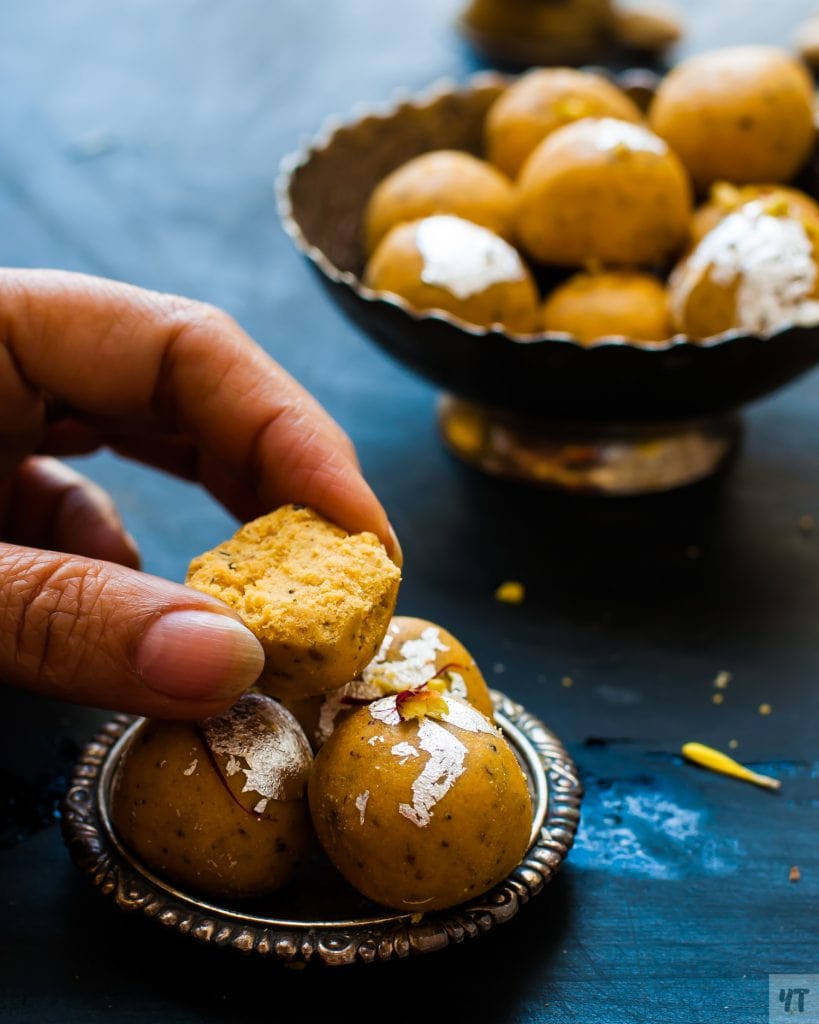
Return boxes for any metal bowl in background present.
[276,73,819,493]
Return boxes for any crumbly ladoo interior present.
[186,505,401,699]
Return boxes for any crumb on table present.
[495,580,525,604]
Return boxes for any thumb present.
[0,543,265,718]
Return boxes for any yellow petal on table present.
[681,742,782,791]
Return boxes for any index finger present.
[0,269,398,558]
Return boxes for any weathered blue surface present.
[1,2,818,1022]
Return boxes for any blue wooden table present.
[1,2,817,1022]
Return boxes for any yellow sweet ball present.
[362,616,495,721]
[541,271,671,344]
[277,692,323,751]
[648,45,815,193]
[185,505,400,701]
[307,690,533,911]
[363,149,516,256]
[690,183,819,248]
[669,200,819,340]
[110,693,314,900]
[364,214,540,332]
[463,0,613,54]
[514,117,692,267]
[485,67,643,179]
[289,615,497,749]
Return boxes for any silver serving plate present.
[62,690,582,967]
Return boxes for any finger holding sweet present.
[0,538,266,718]
[0,268,399,715]
[0,268,397,557]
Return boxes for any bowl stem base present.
[438,395,741,495]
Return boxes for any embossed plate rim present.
[61,689,583,965]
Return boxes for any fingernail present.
[137,610,265,701]
[388,524,403,568]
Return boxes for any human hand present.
[0,269,400,718]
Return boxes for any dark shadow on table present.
[391,429,818,657]
[58,864,576,1023]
